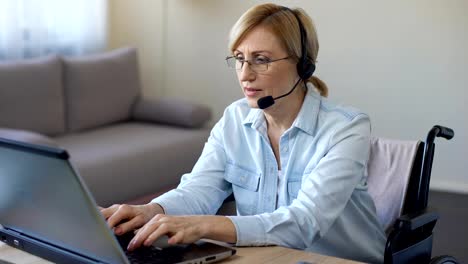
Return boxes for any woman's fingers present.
[114,214,145,235]
[106,204,137,229]
[99,203,164,238]
[167,230,185,245]
[128,214,165,250]
[99,204,120,219]
[127,215,204,251]
[143,223,171,247]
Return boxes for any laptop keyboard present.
[117,232,184,264]
[124,246,182,264]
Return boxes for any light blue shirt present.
[152,88,386,263]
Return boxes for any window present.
[0,0,107,60]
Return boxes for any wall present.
[108,0,165,98]
[109,0,468,193]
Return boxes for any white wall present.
[109,0,165,98]
[110,0,468,193]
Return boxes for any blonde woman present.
[101,3,386,263]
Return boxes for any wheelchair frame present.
[384,125,457,264]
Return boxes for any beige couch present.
[0,47,212,206]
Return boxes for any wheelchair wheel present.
[429,255,459,264]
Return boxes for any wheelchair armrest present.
[394,209,439,232]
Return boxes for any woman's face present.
[234,25,298,109]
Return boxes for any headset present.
[256,6,316,109]
[283,6,316,80]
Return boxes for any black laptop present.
[0,138,236,264]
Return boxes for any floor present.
[429,191,468,263]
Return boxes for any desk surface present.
[0,241,361,264]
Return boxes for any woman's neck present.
[263,88,306,133]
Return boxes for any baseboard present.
[430,179,468,194]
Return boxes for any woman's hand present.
[99,203,164,236]
[127,215,237,251]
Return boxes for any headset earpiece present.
[283,6,316,80]
[297,57,315,80]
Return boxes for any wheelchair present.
[384,125,458,264]
[219,125,459,263]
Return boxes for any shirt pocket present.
[287,179,302,201]
[287,168,312,202]
[224,163,261,215]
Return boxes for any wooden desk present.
[0,241,361,264]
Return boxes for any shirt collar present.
[243,107,264,129]
[292,86,321,136]
[242,85,321,136]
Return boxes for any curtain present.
[0,0,107,60]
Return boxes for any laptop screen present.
[0,140,128,264]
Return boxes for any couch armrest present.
[131,97,212,128]
[0,127,59,147]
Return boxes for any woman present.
[101,3,386,263]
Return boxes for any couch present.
[0,47,212,207]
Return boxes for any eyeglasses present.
[225,55,289,73]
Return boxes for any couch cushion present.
[132,97,212,128]
[54,122,210,206]
[63,47,141,132]
[0,55,65,136]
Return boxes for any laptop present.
[0,138,236,264]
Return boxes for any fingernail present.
[143,239,151,247]
[127,241,134,251]
[115,227,122,235]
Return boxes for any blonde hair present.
[228,3,328,97]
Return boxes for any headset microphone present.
[256,6,316,110]
[257,78,302,109]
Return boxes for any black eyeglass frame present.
[225,55,289,73]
